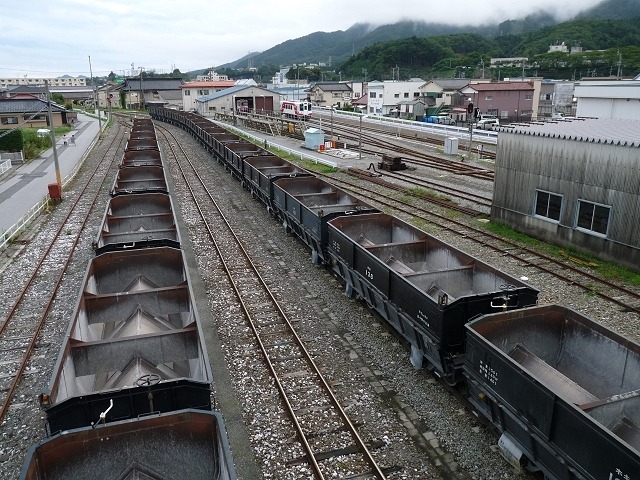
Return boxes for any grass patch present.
[481,221,640,286]
[410,217,435,233]
[22,126,72,160]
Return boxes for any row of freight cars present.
[151,106,640,480]
[20,118,237,480]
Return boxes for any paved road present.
[0,114,101,233]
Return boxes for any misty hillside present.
[216,0,640,70]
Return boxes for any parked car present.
[476,115,499,130]
[423,115,456,125]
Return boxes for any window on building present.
[394,93,399,98]
[184,90,190,96]
[1,116,19,125]
[209,106,216,111]
[576,200,610,235]
[521,110,533,116]
[370,92,376,98]
[525,94,532,100]
[534,190,562,221]
[414,92,420,97]
[485,95,493,100]
[403,92,409,98]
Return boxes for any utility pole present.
[89,56,101,131]
[139,67,145,110]
[359,114,363,160]
[44,80,62,189]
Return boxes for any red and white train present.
[280,100,313,119]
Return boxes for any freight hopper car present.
[122,132,162,167]
[20,410,235,480]
[243,155,310,212]
[42,228,211,435]
[110,164,169,195]
[94,192,181,254]
[272,176,378,264]
[21,118,237,480]
[464,305,640,480]
[327,213,539,384]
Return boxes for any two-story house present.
[366,79,425,116]
[538,80,575,118]
[461,81,539,123]
[120,77,184,110]
[182,80,235,111]
[308,82,353,108]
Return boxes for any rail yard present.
[0,111,639,480]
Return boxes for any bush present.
[0,129,23,152]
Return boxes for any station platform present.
[0,113,101,234]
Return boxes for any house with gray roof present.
[195,85,282,117]
[120,77,184,109]
[0,96,69,129]
[308,82,353,108]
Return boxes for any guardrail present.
[0,121,101,252]
[0,159,11,176]
[215,120,338,169]
[314,106,498,144]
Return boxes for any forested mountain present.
[210,0,640,82]
[335,18,640,81]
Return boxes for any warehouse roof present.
[497,118,640,147]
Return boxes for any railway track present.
[0,123,127,424]
[157,124,391,479]
[320,172,640,317]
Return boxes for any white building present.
[182,80,235,111]
[0,76,87,88]
[574,78,640,120]
[366,79,425,116]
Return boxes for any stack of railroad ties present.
[152,107,639,480]
[20,118,237,480]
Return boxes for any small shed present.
[304,128,325,150]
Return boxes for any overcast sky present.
[1,0,603,78]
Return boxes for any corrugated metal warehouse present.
[491,118,640,272]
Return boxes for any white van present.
[476,115,499,130]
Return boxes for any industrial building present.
[491,118,640,272]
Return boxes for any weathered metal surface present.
[111,166,168,194]
[20,410,237,480]
[121,149,162,167]
[95,193,180,253]
[43,247,211,432]
[465,304,640,479]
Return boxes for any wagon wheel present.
[135,373,161,387]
